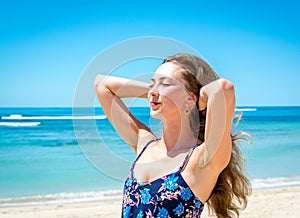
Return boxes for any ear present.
[185,93,197,108]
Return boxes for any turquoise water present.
[0,106,300,206]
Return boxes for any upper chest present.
[133,145,195,184]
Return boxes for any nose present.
[149,90,159,97]
[148,83,159,96]
[148,89,159,100]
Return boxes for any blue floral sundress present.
[122,140,204,217]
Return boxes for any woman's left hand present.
[198,86,208,111]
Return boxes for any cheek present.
[161,95,177,108]
[161,89,186,109]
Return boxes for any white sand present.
[1,186,300,218]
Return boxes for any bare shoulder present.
[181,144,220,202]
[185,144,206,170]
[186,141,230,174]
[135,129,157,155]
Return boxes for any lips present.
[150,101,161,108]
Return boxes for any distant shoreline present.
[1,105,300,108]
[1,177,300,208]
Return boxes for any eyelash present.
[149,82,171,88]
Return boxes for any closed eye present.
[148,79,155,88]
[148,83,154,88]
[149,77,173,88]
[161,78,173,86]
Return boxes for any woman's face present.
[148,62,190,120]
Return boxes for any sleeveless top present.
[122,140,204,218]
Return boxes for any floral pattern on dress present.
[122,144,204,218]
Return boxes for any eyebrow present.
[150,76,172,82]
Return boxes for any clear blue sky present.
[0,0,299,107]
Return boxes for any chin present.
[150,110,162,119]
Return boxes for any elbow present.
[94,74,107,93]
[219,79,234,97]
[219,78,234,93]
[94,75,111,99]
[219,79,235,103]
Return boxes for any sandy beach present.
[1,186,300,218]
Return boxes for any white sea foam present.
[251,176,300,189]
[0,122,41,127]
[1,114,106,120]
[0,190,122,207]
[235,108,257,112]
[1,177,300,207]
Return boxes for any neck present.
[160,115,199,153]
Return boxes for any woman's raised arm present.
[198,78,236,171]
[94,75,153,153]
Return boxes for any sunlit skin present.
[148,62,189,119]
[94,61,235,203]
[147,63,200,153]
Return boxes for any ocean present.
[0,106,300,207]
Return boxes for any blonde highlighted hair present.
[163,53,252,218]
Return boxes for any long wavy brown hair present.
[163,53,252,218]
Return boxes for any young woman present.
[94,53,251,218]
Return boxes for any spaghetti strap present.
[131,139,157,170]
[179,144,199,172]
